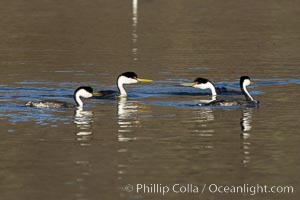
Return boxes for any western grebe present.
[97,72,152,98]
[26,86,101,108]
[182,76,259,106]
[239,76,255,101]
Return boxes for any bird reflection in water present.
[117,98,143,142]
[191,108,215,150]
[74,108,94,143]
[117,97,152,198]
[240,108,253,165]
[72,108,94,199]
[193,108,215,123]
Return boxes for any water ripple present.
[0,77,297,124]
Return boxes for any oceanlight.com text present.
[124,183,294,196]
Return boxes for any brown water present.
[0,0,299,199]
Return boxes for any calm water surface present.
[0,0,299,199]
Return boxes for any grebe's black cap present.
[120,72,138,79]
[240,76,251,81]
[193,78,209,84]
[74,86,93,94]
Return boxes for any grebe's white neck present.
[208,82,217,97]
[118,79,128,97]
[211,94,217,101]
[75,92,84,108]
[118,85,127,97]
[242,80,254,101]
[208,85,217,104]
